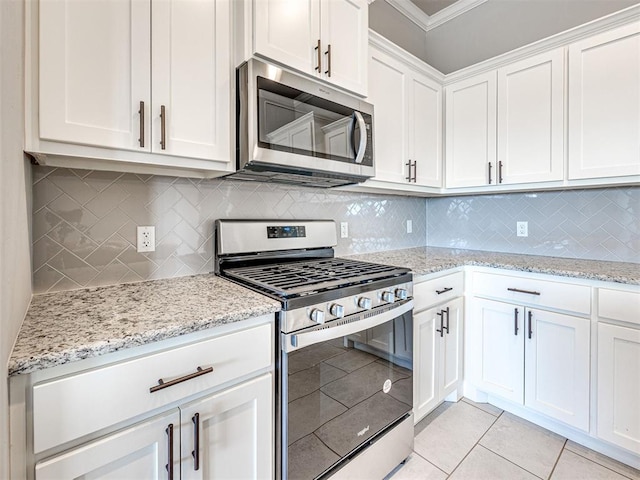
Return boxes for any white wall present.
[0,0,32,477]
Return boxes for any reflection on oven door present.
[285,313,413,480]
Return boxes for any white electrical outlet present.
[517,221,528,237]
[406,220,413,234]
[340,222,349,239]
[137,226,156,252]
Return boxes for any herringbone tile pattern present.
[426,187,639,263]
[32,167,427,293]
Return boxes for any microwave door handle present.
[352,111,367,164]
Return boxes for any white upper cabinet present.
[253,0,368,95]
[152,0,231,161]
[39,0,151,151]
[367,38,443,187]
[30,0,233,175]
[445,72,497,188]
[497,49,565,184]
[568,23,640,180]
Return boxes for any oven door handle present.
[284,300,413,353]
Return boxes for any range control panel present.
[267,225,306,239]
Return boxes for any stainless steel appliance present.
[215,219,414,480]
[231,59,375,187]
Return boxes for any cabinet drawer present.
[414,272,464,312]
[33,322,272,454]
[472,271,591,315]
[599,288,640,326]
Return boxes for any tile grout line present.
[564,447,639,480]
[409,449,449,477]
[546,439,567,480]
[443,408,504,478]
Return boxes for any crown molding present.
[443,3,640,83]
[369,29,446,83]
[384,0,488,32]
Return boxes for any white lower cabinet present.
[180,374,273,480]
[413,273,463,423]
[592,282,639,460]
[469,298,590,431]
[36,373,272,480]
[35,410,180,479]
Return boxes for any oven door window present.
[285,312,412,480]
[257,76,372,167]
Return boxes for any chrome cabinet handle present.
[315,39,321,72]
[514,308,519,336]
[324,44,332,77]
[436,287,453,295]
[192,413,200,471]
[166,424,174,479]
[150,366,213,393]
[507,287,541,296]
[436,310,444,337]
[444,307,450,334]
[498,160,503,183]
[488,162,493,184]
[160,105,166,150]
[528,311,533,339]
[138,101,145,148]
[405,160,416,182]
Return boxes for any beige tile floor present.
[387,399,640,480]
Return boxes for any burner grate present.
[224,258,408,297]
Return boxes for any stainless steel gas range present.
[214,219,414,480]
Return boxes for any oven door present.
[280,301,413,480]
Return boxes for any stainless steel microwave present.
[230,58,375,188]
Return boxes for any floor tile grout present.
[410,449,449,477]
[546,439,568,480]
[564,446,639,480]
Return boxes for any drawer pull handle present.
[166,423,174,479]
[514,308,519,336]
[150,366,214,393]
[507,287,540,296]
[436,287,453,295]
[192,412,200,471]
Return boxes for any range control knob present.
[381,291,395,303]
[395,288,408,301]
[329,304,345,318]
[357,297,372,310]
[310,308,325,324]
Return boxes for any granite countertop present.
[10,247,638,377]
[345,246,640,285]
[9,274,281,377]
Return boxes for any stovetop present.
[223,257,410,298]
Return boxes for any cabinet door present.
[253,0,320,76]
[469,298,524,403]
[414,307,439,422]
[152,0,231,161]
[440,298,463,398]
[445,72,497,188]
[36,410,179,479]
[524,309,590,431]
[568,23,640,180]
[368,47,408,183]
[409,72,443,187]
[320,0,368,95]
[39,0,150,150]
[497,49,564,184]
[181,373,272,480]
[598,323,640,454]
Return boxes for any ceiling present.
[369,0,639,74]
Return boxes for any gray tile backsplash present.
[31,167,426,293]
[426,187,639,263]
[31,167,638,293]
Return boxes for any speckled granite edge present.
[344,247,640,285]
[9,274,281,377]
